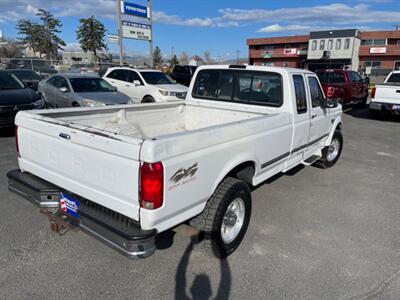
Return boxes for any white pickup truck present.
[8,65,343,259]
[369,71,400,117]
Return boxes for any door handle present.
[125,85,130,87]
[312,114,317,119]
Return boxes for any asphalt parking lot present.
[0,108,399,300]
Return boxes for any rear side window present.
[128,71,143,84]
[107,69,129,82]
[317,72,345,84]
[387,73,400,83]
[308,77,325,107]
[192,69,283,107]
[293,75,307,114]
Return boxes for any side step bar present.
[302,154,321,166]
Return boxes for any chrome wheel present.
[327,138,340,162]
[221,198,245,244]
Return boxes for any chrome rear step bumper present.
[7,169,156,259]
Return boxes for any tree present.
[36,9,65,60]
[203,50,213,64]
[16,9,65,60]
[76,16,108,63]
[170,54,179,66]
[179,52,189,65]
[153,46,162,67]
[16,20,44,56]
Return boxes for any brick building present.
[247,29,400,80]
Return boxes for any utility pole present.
[148,0,153,67]
[116,0,124,66]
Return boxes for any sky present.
[1,0,400,60]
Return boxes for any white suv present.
[103,67,188,103]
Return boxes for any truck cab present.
[316,69,368,106]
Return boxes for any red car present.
[316,69,368,106]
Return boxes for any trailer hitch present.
[40,209,78,236]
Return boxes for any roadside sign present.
[108,34,119,44]
[121,1,149,18]
[283,48,297,56]
[122,21,151,41]
[370,47,386,54]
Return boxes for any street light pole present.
[116,0,124,66]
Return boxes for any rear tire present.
[314,130,343,169]
[190,177,252,258]
[142,96,155,103]
[72,102,80,107]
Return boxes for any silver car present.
[38,73,131,108]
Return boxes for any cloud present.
[257,24,313,33]
[152,11,238,28]
[0,1,399,33]
[219,3,400,26]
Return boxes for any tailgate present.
[16,112,143,221]
[375,84,400,104]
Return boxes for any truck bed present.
[39,102,263,139]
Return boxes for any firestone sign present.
[121,1,149,18]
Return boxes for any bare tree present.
[178,52,189,65]
[0,39,22,58]
[203,50,214,65]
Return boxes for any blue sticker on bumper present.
[60,193,80,218]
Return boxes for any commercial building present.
[247,29,400,81]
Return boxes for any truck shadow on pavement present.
[0,127,15,137]
[174,237,231,300]
[344,107,400,122]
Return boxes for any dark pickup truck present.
[170,65,197,87]
[316,69,368,106]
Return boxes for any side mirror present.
[321,98,338,109]
[133,80,142,86]
[59,87,69,93]
[112,86,118,91]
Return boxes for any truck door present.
[305,75,331,156]
[289,74,311,164]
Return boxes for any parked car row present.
[0,70,45,128]
[2,61,398,130]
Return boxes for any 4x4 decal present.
[170,163,198,184]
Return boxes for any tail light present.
[15,126,20,156]
[140,162,164,210]
[326,86,335,98]
[371,87,376,99]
